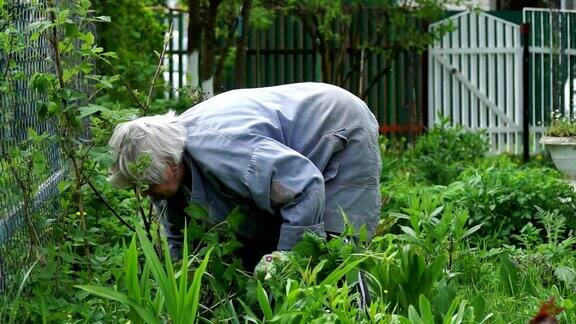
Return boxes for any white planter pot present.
[540,136,576,185]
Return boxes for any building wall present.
[446,0,497,11]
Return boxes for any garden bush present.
[93,0,166,103]
[454,165,576,242]
[412,117,490,185]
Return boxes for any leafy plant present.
[3,129,51,262]
[362,241,446,314]
[92,0,166,104]
[77,227,212,323]
[26,0,124,269]
[400,295,492,324]
[454,165,576,241]
[545,109,576,137]
[412,116,490,185]
[390,195,481,271]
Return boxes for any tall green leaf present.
[498,253,519,296]
[256,280,273,320]
[184,248,212,323]
[136,227,177,315]
[76,285,158,324]
[125,236,143,323]
[320,256,367,287]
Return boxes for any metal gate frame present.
[429,8,576,155]
[428,11,523,154]
[523,8,576,153]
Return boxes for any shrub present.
[412,117,490,185]
[454,165,576,242]
[93,0,166,103]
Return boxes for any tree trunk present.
[187,0,202,88]
[319,41,334,84]
[234,0,253,88]
[200,0,223,97]
[214,19,238,94]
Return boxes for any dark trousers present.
[234,210,282,270]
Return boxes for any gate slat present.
[452,19,461,124]
[488,17,497,149]
[443,31,450,119]
[497,19,506,153]
[479,14,487,131]
[471,13,479,130]
[461,14,470,128]
[506,26,513,153]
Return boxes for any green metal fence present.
[237,10,426,139]
[0,0,64,292]
[524,8,576,152]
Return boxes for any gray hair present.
[108,110,187,187]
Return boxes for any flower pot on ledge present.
[540,136,576,187]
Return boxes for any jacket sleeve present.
[243,138,326,250]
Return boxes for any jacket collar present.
[182,152,208,204]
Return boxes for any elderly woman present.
[108,82,381,269]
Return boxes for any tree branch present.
[84,177,135,232]
[146,23,174,111]
[101,58,147,111]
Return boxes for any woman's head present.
[108,110,187,197]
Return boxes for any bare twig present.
[101,58,147,111]
[146,23,174,111]
[48,4,65,91]
[361,67,392,100]
[134,188,152,241]
[86,87,105,102]
[84,178,135,232]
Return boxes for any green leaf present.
[400,226,418,239]
[44,101,57,117]
[78,104,108,118]
[462,223,483,238]
[237,298,259,322]
[29,73,52,93]
[10,261,38,323]
[125,236,141,305]
[57,10,70,24]
[407,305,423,323]
[136,228,176,315]
[37,102,48,119]
[101,51,119,59]
[256,280,273,320]
[26,21,52,35]
[93,16,111,22]
[561,299,574,310]
[418,295,434,323]
[177,227,189,324]
[76,285,158,324]
[429,205,444,218]
[499,253,518,296]
[185,248,212,324]
[84,32,95,45]
[320,256,366,287]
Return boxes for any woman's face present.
[144,162,185,199]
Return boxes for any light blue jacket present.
[157,83,381,257]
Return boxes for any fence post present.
[422,21,430,133]
[522,22,530,162]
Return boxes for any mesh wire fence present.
[0,0,65,293]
